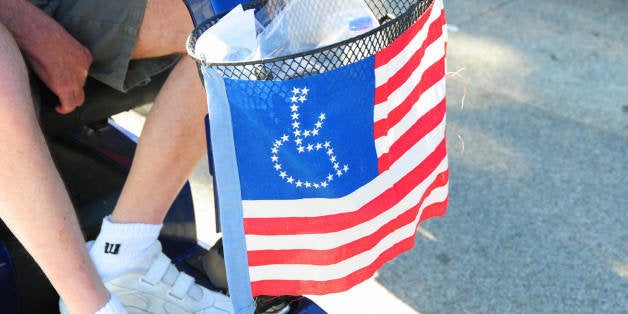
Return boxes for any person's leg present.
[89,0,208,277]
[85,1,233,312]
[113,0,207,224]
[88,56,208,281]
[0,23,115,314]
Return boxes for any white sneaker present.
[60,241,233,314]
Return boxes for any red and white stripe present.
[241,0,448,296]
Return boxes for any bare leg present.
[110,58,207,223]
[0,23,110,314]
[130,0,195,60]
[110,0,207,223]
[86,2,233,311]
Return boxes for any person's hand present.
[27,33,92,114]
[1,0,93,114]
[23,23,93,114]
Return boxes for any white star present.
[271,86,350,190]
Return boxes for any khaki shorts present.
[29,0,181,92]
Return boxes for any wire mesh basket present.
[185,1,447,311]
[187,0,434,81]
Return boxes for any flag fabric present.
[202,0,447,310]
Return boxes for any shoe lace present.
[142,252,202,301]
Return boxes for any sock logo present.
[104,242,121,255]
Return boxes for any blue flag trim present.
[202,66,255,314]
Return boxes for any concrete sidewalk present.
[312,0,627,313]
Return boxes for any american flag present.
[203,0,447,310]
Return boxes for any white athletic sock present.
[90,215,162,279]
[95,294,128,314]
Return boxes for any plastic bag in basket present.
[257,0,379,58]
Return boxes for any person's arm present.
[0,0,92,114]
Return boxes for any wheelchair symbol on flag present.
[270,86,349,189]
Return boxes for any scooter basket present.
[188,0,433,81]
[186,0,446,313]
